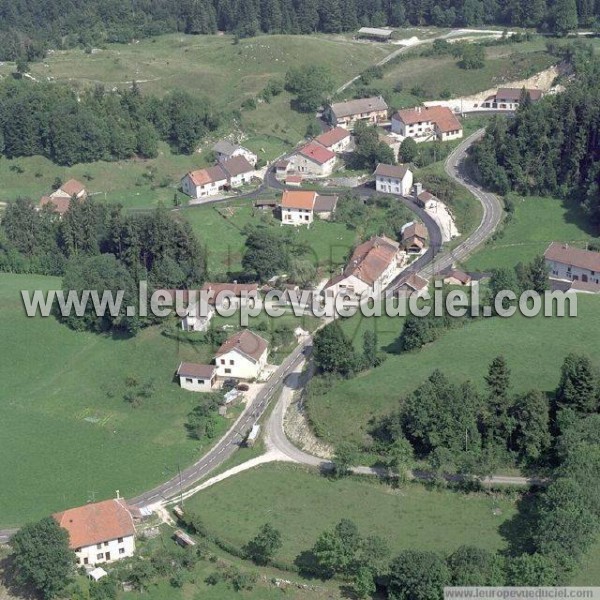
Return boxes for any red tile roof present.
[281,190,317,210]
[53,499,135,550]
[39,195,71,215]
[393,106,462,133]
[216,330,268,363]
[58,179,86,197]
[177,362,216,379]
[402,222,428,241]
[314,127,351,149]
[187,165,227,186]
[297,142,336,165]
[545,242,600,272]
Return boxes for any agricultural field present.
[307,293,600,449]
[465,195,596,272]
[0,273,315,528]
[185,463,518,565]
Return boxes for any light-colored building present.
[401,221,428,254]
[182,304,213,332]
[313,127,353,153]
[481,88,543,110]
[201,282,259,309]
[325,96,389,130]
[215,329,269,380]
[213,140,258,166]
[391,106,463,143]
[544,242,600,286]
[53,498,135,567]
[274,159,291,180]
[324,235,404,297]
[177,362,217,392]
[289,141,337,177]
[412,183,438,209]
[221,155,255,188]
[181,165,228,199]
[374,163,413,196]
[357,27,394,41]
[281,190,317,226]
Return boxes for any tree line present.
[1,197,207,333]
[0,0,594,62]
[0,79,221,165]
[471,42,600,228]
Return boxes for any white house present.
[324,235,405,297]
[325,96,389,130]
[215,330,269,380]
[177,362,217,392]
[544,242,600,286]
[481,88,543,111]
[213,140,258,166]
[314,127,353,153]
[288,141,337,177]
[391,106,463,143]
[221,155,255,188]
[374,163,414,196]
[281,190,317,226]
[181,165,228,199]
[53,498,136,567]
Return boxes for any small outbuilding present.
[177,363,217,392]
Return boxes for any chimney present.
[414,182,423,198]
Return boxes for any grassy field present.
[361,39,556,110]
[185,463,517,565]
[0,273,317,528]
[465,195,597,272]
[307,293,600,448]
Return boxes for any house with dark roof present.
[394,273,429,298]
[177,362,217,392]
[201,282,259,309]
[544,242,600,288]
[374,163,414,196]
[325,96,389,129]
[213,140,258,166]
[324,235,404,297]
[482,87,543,110]
[181,165,228,199]
[221,155,255,188]
[215,330,269,380]
[401,221,429,254]
[391,106,463,143]
[288,141,337,177]
[53,498,135,567]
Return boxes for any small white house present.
[53,498,136,567]
[213,140,258,167]
[181,165,228,199]
[281,190,317,226]
[374,163,414,196]
[544,242,600,286]
[177,362,217,392]
[288,141,337,177]
[215,330,269,380]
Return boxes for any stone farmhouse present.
[544,242,600,289]
[177,362,217,392]
[325,96,389,130]
[324,235,405,297]
[215,329,269,380]
[288,141,337,177]
[391,106,463,143]
[53,498,136,567]
[280,190,339,226]
[480,87,543,111]
[374,163,414,196]
[213,140,258,166]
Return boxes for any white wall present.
[281,206,314,226]
[546,260,600,285]
[76,535,135,567]
[179,374,216,392]
[376,171,413,196]
[215,349,267,380]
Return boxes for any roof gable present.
[216,330,268,363]
[297,142,336,165]
[281,190,317,210]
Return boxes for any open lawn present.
[0,273,281,527]
[465,195,597,272]
[307,294,600,448]
[185,463,518,565]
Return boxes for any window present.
[119,548,126,554]
[97,544,102,550]
[84,558,89,565]
[220,359,226,364]
[198,379,205,385]
[186,378,193,384]
[97,553,104,560]
[104,541,109,547]
[225,368,231,374]
[118,537,124,544]
[229,359,234,365]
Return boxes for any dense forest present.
[471,43,600,226]
[0,0,596,61]
[0,79,220,164]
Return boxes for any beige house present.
[215,330,269,380]
[288,141,337,177]
[53,499,136,567]
[213,140,258,166]
[177,362,217,392]
[544,242,600,286]
[374,163,414,196]
[324,235,404,297]
[325,96,389,130]
[281,190,317,226]
[391,106,463,143]
[314,127,352,153]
